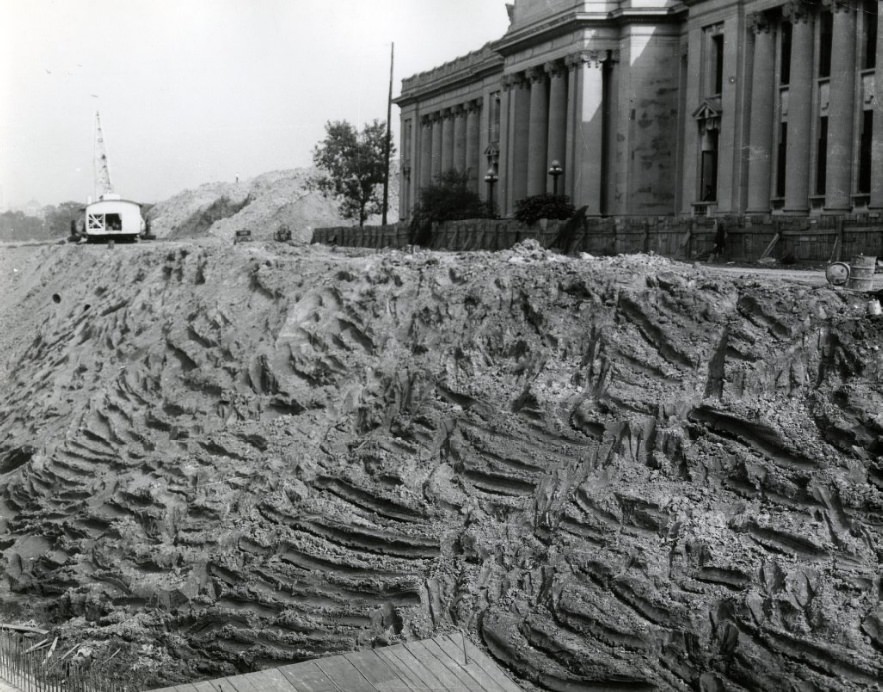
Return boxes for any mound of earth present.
[146,166,399,243]
[0,240,881,690]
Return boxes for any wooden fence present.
[0,626,137,692]
[312,215,883,263]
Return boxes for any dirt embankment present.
[146,167,399,244]
[0,241,881,690]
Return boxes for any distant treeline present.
[0,202,83,241]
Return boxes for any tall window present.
[859,110,873,193]
[711,34,724,94]
[780,21,793,85]
[490,92,501,143]
[700,129,719,201]
[816,116,828,195]
[863,0,878,69]
[776,123,788,197]
[819,12,833,78]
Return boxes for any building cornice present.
[494,6,687,56]
[394,43,504,106]
[395,2,691,106]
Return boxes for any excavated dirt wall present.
[0,241,881,690]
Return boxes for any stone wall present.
[312,216,883,263]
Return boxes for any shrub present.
[514,194,575,226]
[409,170,493,245]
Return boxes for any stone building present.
[394,0,882,219]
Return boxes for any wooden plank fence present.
[312,215,883,264]
[0,626,138,691]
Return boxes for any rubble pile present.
[146,167,399,243]
[0,240,880,690]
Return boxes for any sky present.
[0,0,512,208]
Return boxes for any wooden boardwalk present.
[149,634,523,692]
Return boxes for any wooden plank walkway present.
[149,634,523,692]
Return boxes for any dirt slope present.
[146,167,399,244]
[0,241,881,690]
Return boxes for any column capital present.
[466,97,483,113]
[452,104,466,117]
[820,0,852,12]
[502,72,527,91]
[441,107,455,120]
[420,114,433,127]
[430,111,442,124]
[526,65,546,83]
[748,11,772,33]
[782,0,814,23]
[544,59,567,78]
[566,49,612,69]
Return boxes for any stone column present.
[498,86,511,210]
[546,60,568,195]
[783,1,814,212]
[746,13,776,212]
[825,0,856,209]
[430,113,442,179]
[510,73,531,206]
[526,66,549,196]
[419,115,433,190]
[571,50,605,214]
[441,109,455,173]
[453,105,467,172]
[565,58,578,200]
[465,99,481,192]
[870,0,883,207]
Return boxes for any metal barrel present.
[846,255,877,291]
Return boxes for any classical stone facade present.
[395,0,883,218]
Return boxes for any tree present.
[44,201,84,238]
[312,120,393,228]
[409,170,492,246]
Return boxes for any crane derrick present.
[94,111,114,199]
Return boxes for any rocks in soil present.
[0,240,880,690]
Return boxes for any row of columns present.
[745,0,870,212]
[502,50,613,213]
[417,100,482,190]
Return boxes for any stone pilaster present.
[453,105,467,172]
[419,115,433,189]
[546,60,568,196]
[465,99,481,192]
[783,1,814,212]
[746,12,776,212]
[825,0,856,209]
[526,66,549,196]
[569,50,606,214]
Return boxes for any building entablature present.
[395,44,503,106]
[494,5,686,56]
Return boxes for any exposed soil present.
[0,240,881,690]
[146,167,399,243]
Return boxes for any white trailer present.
[84,195,145,241]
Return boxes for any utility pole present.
[382,42,394,227]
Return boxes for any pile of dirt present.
[0,240,881,690]
[146,166,399,243]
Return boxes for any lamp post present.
[548,160,563,196]
[484,167,498,218]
